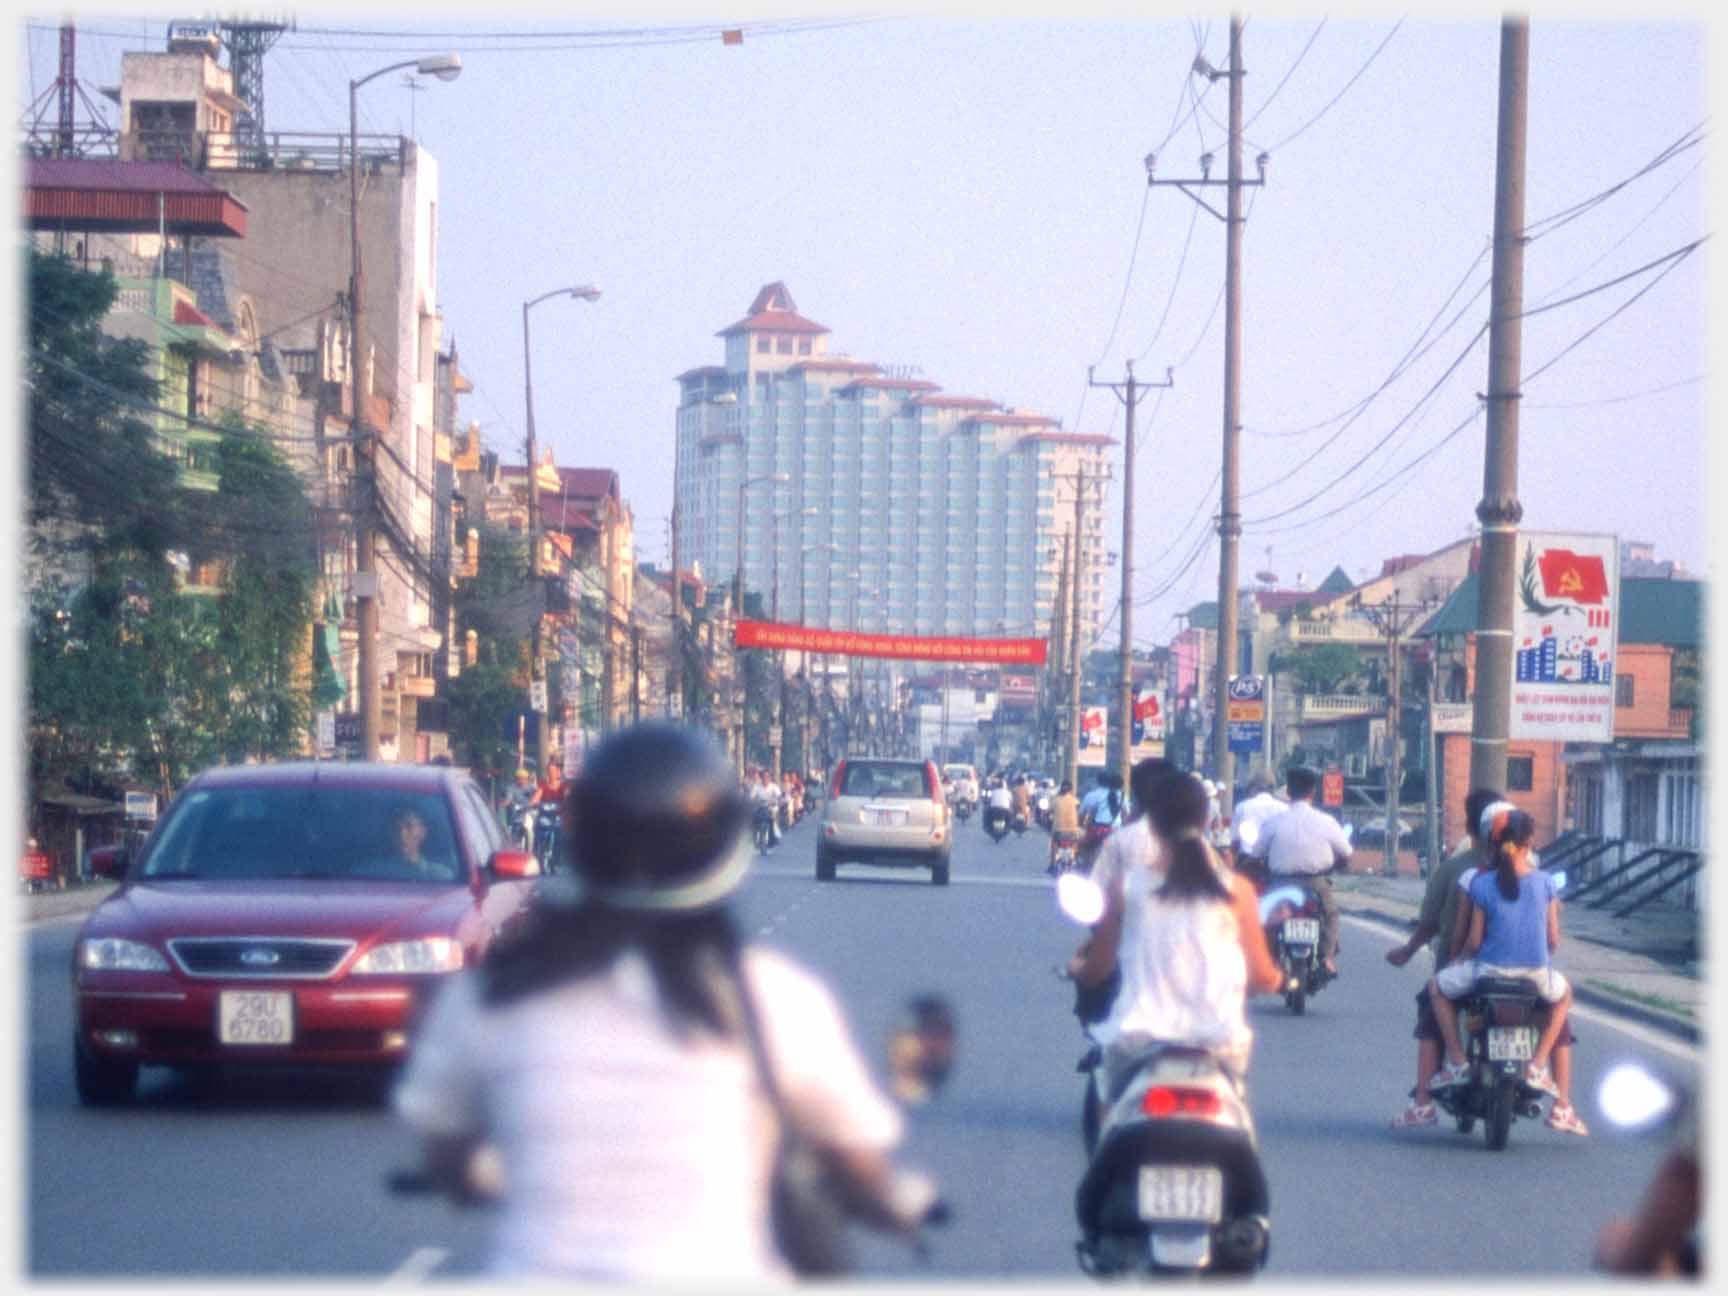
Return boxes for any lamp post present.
[733,471,789,772]
[522,283,601,774]
[349,52,460,762]
[797,540,839,779]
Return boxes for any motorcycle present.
[1241,818,1349,1016]
[1011,808,1029,836]
[983,804,1011,844]
[1035,792,1053,830]
[1429,975,1555,1151]
[953,798,973,824]
[1050,834,1080,876]
[752,804,777,854]
[504,802,533,853]
[1055,873,1273,1278]
[532,804,562,872]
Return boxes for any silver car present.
[817,758,951,885]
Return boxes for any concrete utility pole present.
[1090,361,1173,778]
[1048,534,1071,774]
[1469,16,1530,796]
[1356,594,1436,876]
[1148,13,1266,821]
[1068,466,1087,788]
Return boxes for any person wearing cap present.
[1240,765,1350,975]
[1426,805,1585,1134]
[393,723,934,1279]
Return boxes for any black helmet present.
[567,723,750,912]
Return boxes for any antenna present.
[21,22,117,158]
[219,17,294,163]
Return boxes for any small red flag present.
[1537,548,1610,605]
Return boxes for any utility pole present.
[631,622,643,724]
[349,82,381,762]
[1356,594,1435,876]
[1147,12,1266,820]
[1067,466,1087,789]
[1049,535,1071,775]
[1090,361,1173,778]
[1470,16,1530,795]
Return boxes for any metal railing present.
[1538,832,1702,915]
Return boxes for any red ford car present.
[72,761,542,1106]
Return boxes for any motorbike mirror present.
[886,994,957,1105]
[1597,1060,1680,1134]
[1056,871,1106,926]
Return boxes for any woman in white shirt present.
[394,724,933,1281]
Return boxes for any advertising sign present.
[1077,705,1108,767]
[1225,674,1266,755]
[1510,533,1620,742]
[123,790,158,821]
[1430,701,1473,735]
[1322,767,1345,807]
[999,673,1038,705]
[735,620,1047,665]
[1131,687,1166,759]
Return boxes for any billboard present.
[1509,533,1619,742]
[1131,687,1166,760]
[1077,705,1108,767]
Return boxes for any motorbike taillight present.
[1301,896,1320,916]
[1141,1086,1222,1120]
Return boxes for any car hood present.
[82,880,475,943]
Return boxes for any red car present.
[73,761,542,1106]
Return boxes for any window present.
[1506,755,1534,792]
[777,337,793,354]
[1615,675,1635,708]
[798,339,812,355]
[1623,772,1660,843]
[757,337,770,353]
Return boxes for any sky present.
[13,6,1714,658]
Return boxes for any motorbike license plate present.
[1487,1026,1537,1062]
[1137,1165,1224,1224]
[863,808,907,827]
[1283,918,1319,945]
[218,991,294,1046]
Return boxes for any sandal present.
[1431,1059,1471,1090]
[1524,1062,1559,1096]
[1390,1100,1437,1130]
[1547,1102,1590,1136]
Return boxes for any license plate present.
[1137,1165,1224,1223]
[218,991,294,1046]
[863,808,907,827]
[1283,918,1319,945]
[1487,1026,1536,1062]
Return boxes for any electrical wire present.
[1524,374,1703,411]
[1529,157,1704,308]
[1524,122,1705,243]
[1243,19,1326,131]
[1265,19,1402,155]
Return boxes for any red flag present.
[1537,548,1610,605]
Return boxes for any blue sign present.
[1225,674,1265,754]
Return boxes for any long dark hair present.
[1488,809,1537,902]
[1150,774,1231,903]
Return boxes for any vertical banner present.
[1226,675,1266,755]
[1510,533,1619,742]
[1131,688,1165,759]
[1077,705,1108,767]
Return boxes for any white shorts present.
[1435,960,1569,1004]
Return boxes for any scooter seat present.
[1472,976,1544,1000]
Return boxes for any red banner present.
[1537,548,1610,606]
[734,620,1048,665]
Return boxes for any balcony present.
[1296,694,1380,722]
[1285,616,1381,646]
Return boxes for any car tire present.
[74,1037,138,1107]
[931,856,950,886]
[816,849,837,882]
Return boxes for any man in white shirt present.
[1244,765,1352,975]
[1230,776,1285,851]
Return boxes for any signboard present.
[1322,767,1345,807]
[529,679,548,712]
[1225,674,1266,755]
[316,710,337,751]
[999,673,1037,705]
[21,848,51,882]
[1510,533,1620,742]
[1131,687,1166,759]
[334,713,361,746]
[123,790,157,821]
[1077,705,1108,767]
[1430,701,1473,735]
[735,620,1047,665]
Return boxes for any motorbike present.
[1035,792,1053,830]
[983,804,1011,844]
[1429,975,1555,1150]
[752,804,777,854]
[953,798,973,824]
[1055,873,1273,1278]
[504,802,534,853]
[1241,818,1350,1016]
[532,804,562,872]
[1011,808,1029,836]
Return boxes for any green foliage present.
[444,659,524,778]
[1276,642,1363,695]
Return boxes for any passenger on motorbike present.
[1228,777,1283,892]
[393,724,934,1280]
[1427,808,1585,1134]
[1048,780,1082,876]
[1239,766,1349,976]
[1077,771,1124,870]
[1067,769,1284,1098]
[1385,786,1506,1129]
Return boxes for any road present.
[28,814,1692,1279]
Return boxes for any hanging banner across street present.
[734,620,1048,664]
[1077,705,1108,767]
[1510,532,1619,742]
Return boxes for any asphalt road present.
[28,814,1695,1280]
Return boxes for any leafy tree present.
[1274,642,1362,695]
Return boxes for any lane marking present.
[386,1247,450,1284]
[1342,913,1700,1064]
[751,864,1052,890]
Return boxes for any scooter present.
[1055,874,1273,1278]
[983,805,1011,844]
[1241,818,1348,1016]
[532,804,562,872]
[1035,791,1053,830]
[1011,808,1029,836]
[752,805,777,854]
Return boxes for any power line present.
[1243,19,1326,131]
[1524,122,1705,242]
[1524,373,1702,411]
[1265,19,1402,154]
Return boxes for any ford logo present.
[240,948,281,967]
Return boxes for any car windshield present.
[140,786,463,883]
[843,764,929,800]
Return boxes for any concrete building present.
[673,283,1112,648]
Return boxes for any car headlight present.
[80,938,170,972]
[351,937,464,975]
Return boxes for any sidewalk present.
[1334,869,1705,1044]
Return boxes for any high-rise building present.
[673,283,1111,645]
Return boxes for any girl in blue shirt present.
[1426,808,1584,1133]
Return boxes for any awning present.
[312,592,347,706]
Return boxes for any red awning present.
[25,158,248,237]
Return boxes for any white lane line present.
[752,865,1053,890]
[1341,913,1700,1064]
[386,1247,450,1284]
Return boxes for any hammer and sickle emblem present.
[1558,568,1584,596]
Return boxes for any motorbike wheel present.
[1288,982,1307,1015]
[815,847,837,882]
[1484,1077,1515,1151]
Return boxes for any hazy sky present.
[16,8,1712,655]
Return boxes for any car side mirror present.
[88,845,128,879]
[488,848,540,880]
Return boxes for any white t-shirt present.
[1230,791,1285,847]
[394,945,903,1281]
[1252,800,1353,876]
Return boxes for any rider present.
[746,769,781,847]
[393,724,934,1280]
[1427,807,1585,1134]
[984,775,1013,834]
[1010,774,1032,826]
[1240,765,1350,976]
[1068,769,1285,1100]
[1076,771,1124,871]
[504,767,541,847]
[1229,775,1284,887]
[1384,786,1506,1129]
[1047,779,1082,876]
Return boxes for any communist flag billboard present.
[1511,532,1619,743]
[1536,549,1610,606]
[733,620,1047,665]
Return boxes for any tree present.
[1275,642,1362,695]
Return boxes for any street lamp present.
[733,471,789,772]
[349,52,461,762]
[522,283,601,772]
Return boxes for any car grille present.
[167,937,356,980]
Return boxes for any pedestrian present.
[393,723,937,1280]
